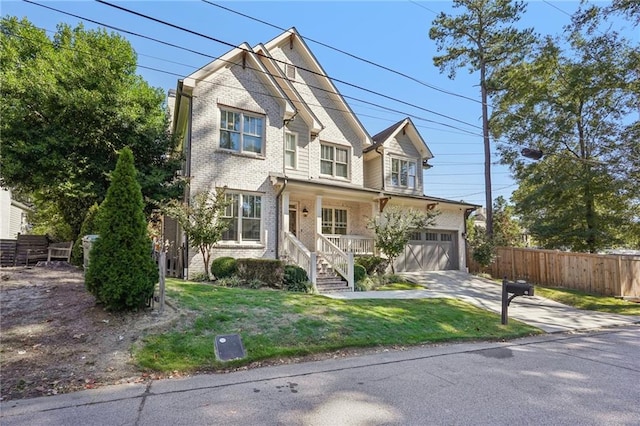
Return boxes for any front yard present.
[135,278,540,372]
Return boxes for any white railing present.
[325,235,375,255]
[317,234,354,290]
[283,231,316,285]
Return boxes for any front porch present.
[280,190,379,292]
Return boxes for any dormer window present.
[391,158,416,189]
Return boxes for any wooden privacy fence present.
[468,246,640,298]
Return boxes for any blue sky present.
[3,1,634,207]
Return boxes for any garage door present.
[394,230,458,272]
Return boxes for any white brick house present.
[168,28,478,288]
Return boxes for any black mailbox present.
[501,278,535,325]
[506,281,534,297]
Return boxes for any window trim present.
[321,207,348,235]
[284,131,298,169]
[221,192,263,244]
[320,143,350,179]
[219,107,265,156]
[391,157,417,189]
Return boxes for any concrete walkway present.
[325,271,640,333]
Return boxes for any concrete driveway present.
[325,271,640,333]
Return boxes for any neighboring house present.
[0,188,30,240]
[167,28,478,289]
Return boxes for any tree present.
[491,25,639,252]
[0,17,181,239]
[492,196,524,247]
[85,148,158,311]
[429,0,536,238]
[367,205,437,274]
[161,189,231,280]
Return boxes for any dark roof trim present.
[269,174,480,209]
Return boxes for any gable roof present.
[253,43,323,134]
[182,42,296,119]
[263,28,372,146]
[366,118,434,159]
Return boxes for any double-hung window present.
[284,132,297,169]
[221,193,262,242]
[321,208,347,235]
[320,144,349,178]
[391,158,417,189]
[219,109,264,154]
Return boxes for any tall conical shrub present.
[85,147,158,311]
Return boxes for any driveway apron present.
[325,271,640,333]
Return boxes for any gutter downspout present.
[275,178,288,259]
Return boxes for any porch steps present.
[315,256,350,293]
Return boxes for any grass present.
[534,286,640,316]
[376,282,425,291]
[134,279,540,373]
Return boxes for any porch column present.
[315,195,322,251]
[281,192,290,257]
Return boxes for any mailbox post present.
[501,278,534,325]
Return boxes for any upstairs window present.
[219,109,264,154]
[320,144,349,179]
[284,132,297,169]
[391,158,417,189]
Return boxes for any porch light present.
[302,207,309,217]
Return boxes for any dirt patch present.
[0,264,443,401]
[0,264,183,401]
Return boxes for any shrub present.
[284,265,313,293]
[84,147,157,311]
[355,255,389,275]
[211,256,237,279]
[354,263,367,283]
[236,258,284,288]
[355,276,376,292]
[216,276,243,288]
[190,272,210,282]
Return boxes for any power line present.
[5,22,480,143]
[94,0,483,132]
[202,1,482,105]
[24,0,483,137]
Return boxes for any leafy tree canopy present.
[491,14,640,252]
[0,17,181,238]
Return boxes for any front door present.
[288,204,298,237]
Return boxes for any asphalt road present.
[2,325,639,426]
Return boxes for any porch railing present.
[317,234,354,290]
[325,234,375,255]
[283,231,316,286]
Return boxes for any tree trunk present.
[480,61,493,238]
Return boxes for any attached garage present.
[394,230,459,272]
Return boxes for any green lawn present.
[534,286,640,316]
[376,282,426,291]
[135,279,540,373]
